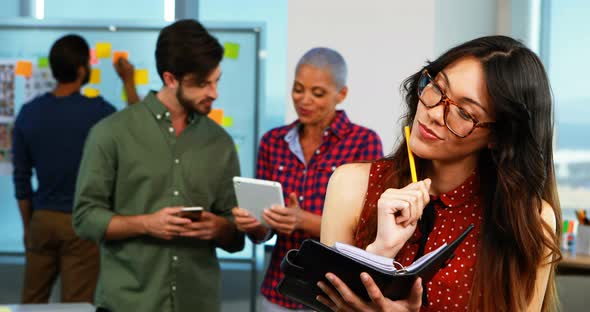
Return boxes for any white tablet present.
[233,176,284,225]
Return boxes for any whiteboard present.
[0,19,263,259]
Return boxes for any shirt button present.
[315,149,320,155]
[299,195,304,202]
[332,166,337,171]
[168,127,174,133]
[303,170,307,175]
[173,256,178,261]
[279,165,284,171]
[173,191,179,196]
[172,286,176,291]
[156,114,162,119]
[175,159,180,164]
[324,131,329,136]
[165,112,170,117]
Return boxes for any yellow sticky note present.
[134,69,149,85]
[83,88,100,98]
[113,51,129,64]
[121,87,127,102]
[89,68,101,84]
[208,108,224,125]
[224,42,240,59]
[38,57,49,68]
[96,42,112,58]
[0,306,13,312]
[222,116,233,127]
[15,61,33,78]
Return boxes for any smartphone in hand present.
[178,207,203,221]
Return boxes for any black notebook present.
[277,224,474,312]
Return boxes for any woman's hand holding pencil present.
[365,126,432,258]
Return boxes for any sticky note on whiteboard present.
[90,49,99,65]
[134,69,149,85]
[96,42,112,58]
[113,51,129,64]
[89,68,101,84]
[38,57,49,68]
[222,116,233,127]
[223,42,240,59]
[83,88,100,98]
[15,61,33,78]
[208,108,224,125]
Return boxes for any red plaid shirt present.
[258,110,383,308]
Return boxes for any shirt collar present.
[284,123,301,143]
[431,171,480,208]
[327,110,352,139]
[144,91,199,124]
[282,110,352,140]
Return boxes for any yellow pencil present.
[404,126,418,183]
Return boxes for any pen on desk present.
[404,126,418,183]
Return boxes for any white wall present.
[434,0,499,55]
[287,0,435,154]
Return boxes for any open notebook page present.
[334,242,447,273]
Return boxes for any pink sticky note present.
[89,49,99,65]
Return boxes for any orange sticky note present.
[208,109,224,125]
[95,42,112,58]
[90,49,98,65]
[134,69,149,85]
[89,68,101,84]
[15,61,33,78]
[113,51,129,64]
[83,87,100,98]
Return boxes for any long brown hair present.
[372,36,561,311]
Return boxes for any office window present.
[543,0,590,214]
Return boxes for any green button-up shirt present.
[73,92,244,312]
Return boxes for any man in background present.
[73,19,244,312]
[12,34,138,303]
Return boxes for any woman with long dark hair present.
[318,35,561,311]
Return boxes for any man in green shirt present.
[73,19,244,312]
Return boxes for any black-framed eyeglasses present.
[418,69,495,138]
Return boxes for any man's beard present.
[176,85,196,114]
[176,84,212,116]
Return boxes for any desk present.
[557,252,590,275]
